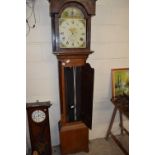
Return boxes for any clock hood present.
[49,0,97,16]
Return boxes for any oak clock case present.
[49,0,97,154]
[26,101,52,155]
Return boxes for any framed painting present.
[112,68,129,99]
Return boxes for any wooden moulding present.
[54,51,94,59]
[49,0,97,16]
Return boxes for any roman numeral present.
[60,32,64,35]
[62,37,65,41]
[80,38,83,41]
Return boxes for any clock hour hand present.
[69,28,76,35]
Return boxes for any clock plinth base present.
[59,121,89,155]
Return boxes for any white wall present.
[26,0,129,148]
[89,0,129,139]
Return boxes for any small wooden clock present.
[26,101,52,155]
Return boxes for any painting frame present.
[112,68,129,99]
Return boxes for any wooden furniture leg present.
[105,106,129,155]
[106,97,129,155]
[119,111,124,135]
[105,106,117,140]
[110,133,129,155]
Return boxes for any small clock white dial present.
[32,110,46,123]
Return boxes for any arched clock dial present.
[59,6,86,48]
[31,110,46,123]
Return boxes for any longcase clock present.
[49,0,97,154]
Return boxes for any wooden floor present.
[53,135,129,155]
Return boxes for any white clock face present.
[31,110,46,123]
[59,6,86,48]
[59,19,86,48]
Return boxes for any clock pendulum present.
[48,0,97,154]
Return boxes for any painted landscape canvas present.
[112,68,129,98]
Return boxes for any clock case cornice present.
[49,0,97,16]
[26,101,52,108]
